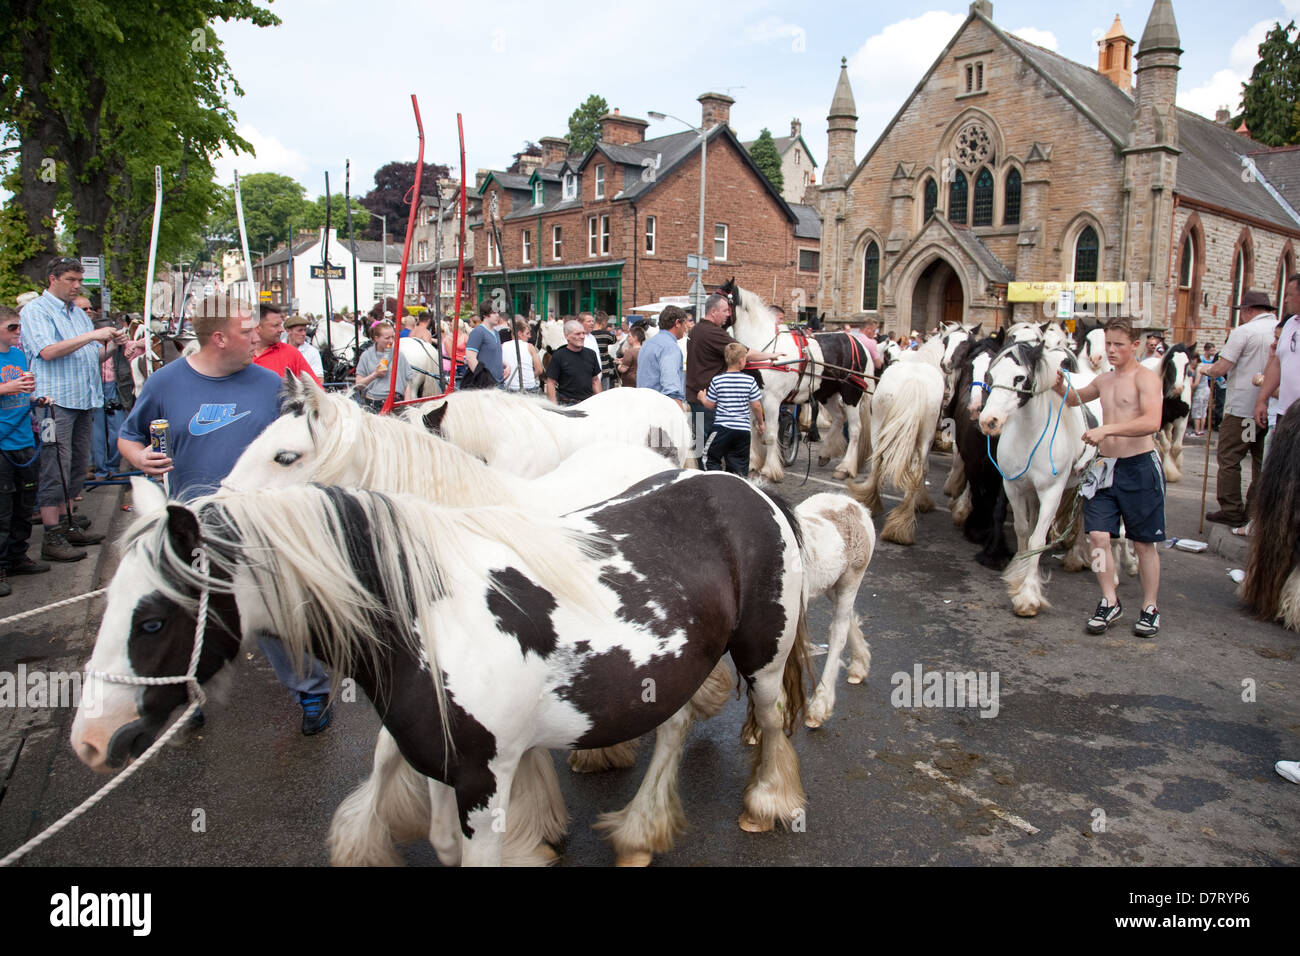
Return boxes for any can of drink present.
[149,419,169,457]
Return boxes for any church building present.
[817,0,1300,343]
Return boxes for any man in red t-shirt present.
[252,303,320,384]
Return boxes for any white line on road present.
[912,760,1040,835]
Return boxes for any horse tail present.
[781,592,811,736]
[851,394,873,476]
[1241,403,1300,625]
[873,374,927,495]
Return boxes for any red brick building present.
[472,93,822,322]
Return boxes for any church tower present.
[821,58,859,318]
[1122,0,1181,312]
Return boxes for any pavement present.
[0,434,1295,869]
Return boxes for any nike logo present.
[189,403,252,435]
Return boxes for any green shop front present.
[476,261,624,322]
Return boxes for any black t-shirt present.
[545,346,601,404]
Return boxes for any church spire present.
[825,57,858,186]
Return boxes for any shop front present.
[477,261,624,321]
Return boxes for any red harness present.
[744,328,873,401]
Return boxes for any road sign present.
[374,282,395,295]
[259,290,273,303]
[686,254,709,272]
[80,256,101,287]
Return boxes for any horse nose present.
[70,721,109,772]
[979,413,1002,436]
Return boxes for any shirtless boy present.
[1052,318,1166,637]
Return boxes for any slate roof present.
[948,225,1014,284]
[791,203,822,240]
[742,134,819,168]
[260,238,323,267]
[1248,146,1300,222]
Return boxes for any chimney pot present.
[698,91,736,131]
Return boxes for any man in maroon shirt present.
[251,303,321,384]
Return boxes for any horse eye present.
[140,619,164,634]
[274,451,302,467]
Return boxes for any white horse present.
[394,336,448,399]
[851,339,945,545]
[723,281,873,482]
[412,386,692,477]
[979,340,1088,616]
[1076,325,1112,374]
[797,493,875,729]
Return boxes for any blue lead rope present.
[987,372,1073,482]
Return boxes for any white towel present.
[1080,456,1116,500]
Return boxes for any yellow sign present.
[1007,281,1126,303]
[258,290,273,302]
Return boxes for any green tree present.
[0,0,278,303]
[749,128,784,193]
[210,173,309,255]
[1240,20,1300,146]
[302,193,370,232]
[566,95,609,155]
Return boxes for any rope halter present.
[86,546,212,710]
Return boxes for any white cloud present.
[742,15,807,49]
[846,10,966,143]
[214,125,309,184]
[1178,19,1274,120]
[1009,27,1058,51]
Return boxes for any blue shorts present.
[1083,451,1166,542]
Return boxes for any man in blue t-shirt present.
[465,300,504,386]
[118,296,334,735]
[0,305,51,594]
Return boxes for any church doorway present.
[910,258,965,333]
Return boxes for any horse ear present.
[131,476,167,516]
[422,402,448,434]
[165,504,201,561]
[972,324,982,338]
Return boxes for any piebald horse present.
[1141,344,1193,482]
[721,279,874,483]
[72,475,811,867]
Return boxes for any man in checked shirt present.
[20,257,128,562]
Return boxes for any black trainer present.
[299,693,332,736]
[1086,599,1123,634]
[1134,605,1160,638]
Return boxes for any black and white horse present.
[71,475,810,866]
[720,279,875,482]
[1141,344,1194,482]
[1241,400,1300,631]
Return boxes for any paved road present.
[0,436,1295,867]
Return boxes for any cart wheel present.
[778,406,800,467]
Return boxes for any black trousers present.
[0,447,38,567]
[702,425,751,475]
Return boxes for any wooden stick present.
[1199,378,1214,535]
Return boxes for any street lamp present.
[355,208,390,297]
[649,110,708,319]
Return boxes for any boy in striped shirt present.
[696,342,764,474]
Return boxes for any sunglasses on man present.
[4,323,19,332]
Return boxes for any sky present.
[201,0,1300,200]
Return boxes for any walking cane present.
[39,405,77,533]
[1199,378,1215,536]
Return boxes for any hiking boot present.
[1134,605,1160,638]
[41,526,86,563]
[1086,599,1123,634]
[4,555,50,575]
[1205,510,1245,526]
[64,520,105,546]
[299,692,332,736]
[0,574,10,597]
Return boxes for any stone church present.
[817,0,1300,343]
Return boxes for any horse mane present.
[287,386,522,505]
[126,485,609,755]
[944,334,1004,420]
[1241,402,1300,620]
[405,388,566,464]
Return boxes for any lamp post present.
[649,110,707,318]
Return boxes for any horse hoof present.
[846,674,864,685]
[615,850,653,867]
[832,468,850,480]
[804,716,823,729]
[1013,604,1039,618]
[738,812,773,833]
[743,732,759,746]
[818,456,831,467]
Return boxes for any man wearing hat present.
[283,314,324,381]
[1202,289,1279,526]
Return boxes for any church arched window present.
[923,177,937,222]
[948,171,967,225]
[1073,226,1099,283]
[972,168,994,227]
[1003,169,1021,225]
[862,241,880,311]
